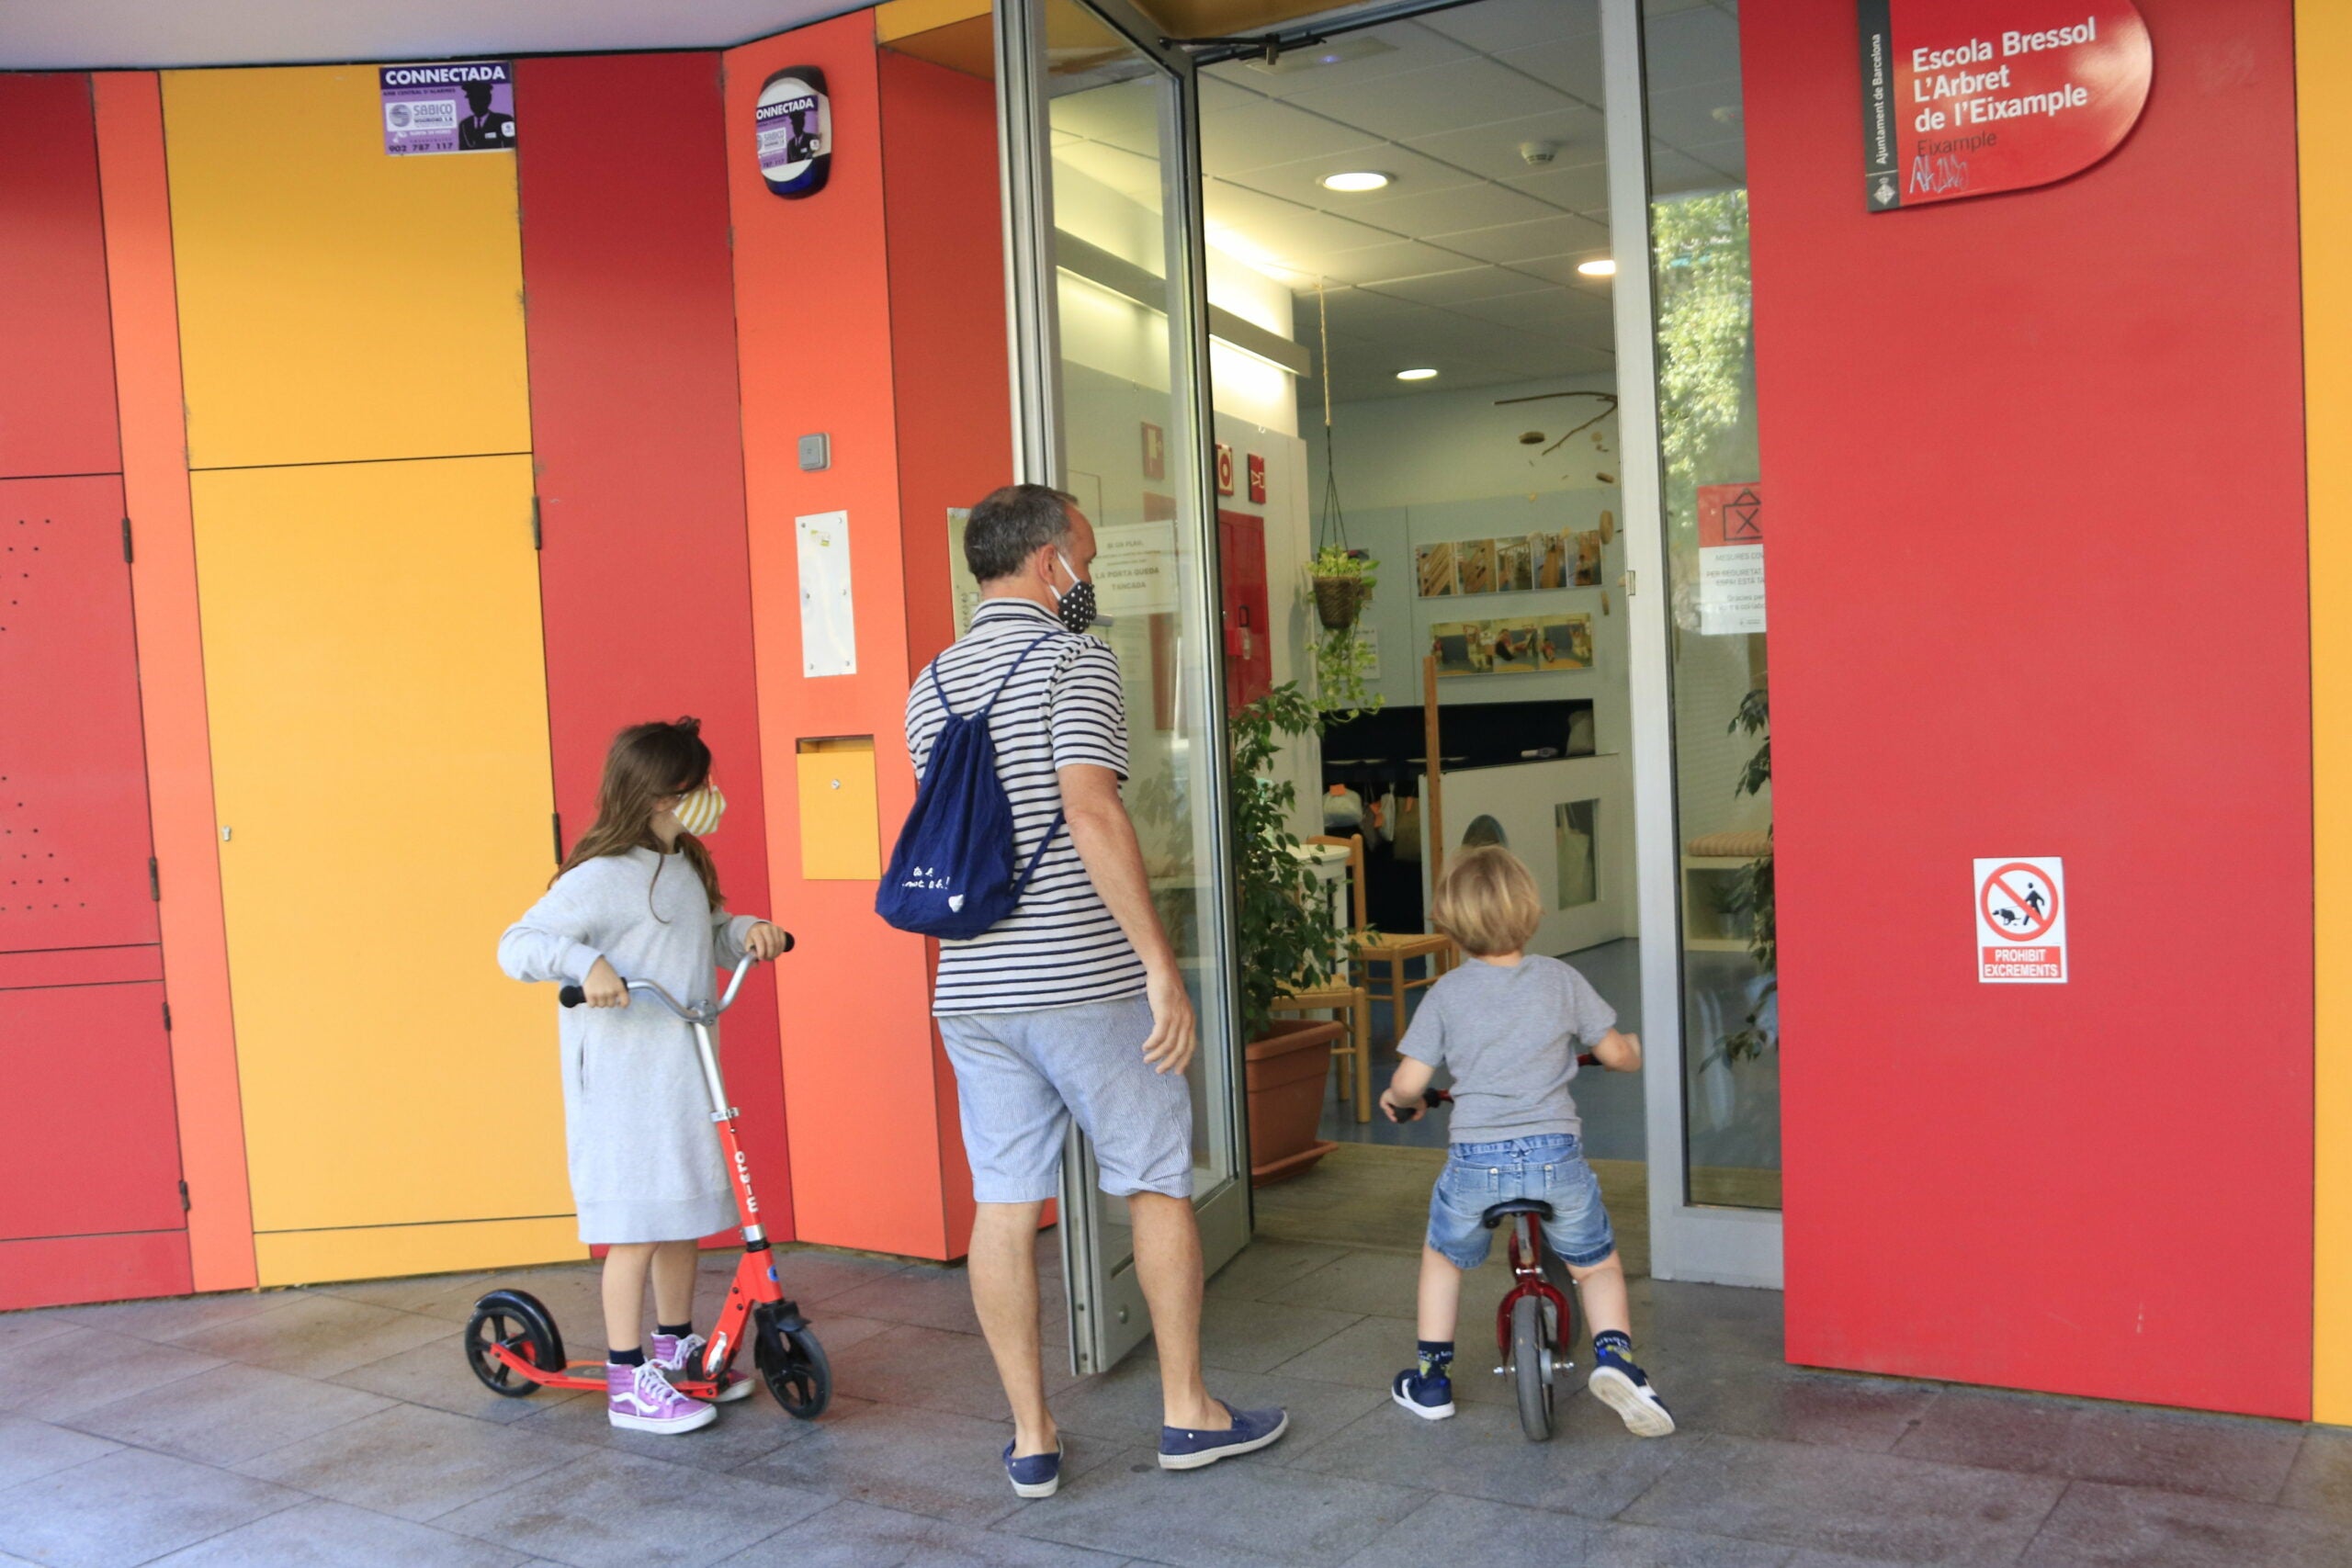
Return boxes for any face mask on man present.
[673,782,725,837]
[1048,549,1100,635]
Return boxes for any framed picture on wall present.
[1574,531,1604,586]
[1141,423,1165,481]
[1215,443,1235,496]
[1247,453,1266,503]
[1459,538,1498,595]
[1539,615,1595,670]
[1496,536,1534,592]
[1491,616,1542,673]
[1430,620,1487,675]
[1417,541,1459,597]
[1538,532,1571,589]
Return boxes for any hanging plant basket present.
[1312,573,1367,630]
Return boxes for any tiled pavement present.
[0,1237,2346,1566]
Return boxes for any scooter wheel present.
[465,1290,564,1397]
[754,1306,831,1420]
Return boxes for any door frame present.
[994,0,1255,1375]
[1597,0,1783,1289]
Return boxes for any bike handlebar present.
[556,942,788,1017]
[1396,1054,1600,1122]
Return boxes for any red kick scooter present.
[461,948,831,1419]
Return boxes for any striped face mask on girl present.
[673,782,726,837]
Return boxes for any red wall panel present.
[0,983,186,1297]
[879,50,1014,1259]
[0,75,120,479]
[515,52,792,1238]
[0,476,159,955]
[1746,0,2312,1415]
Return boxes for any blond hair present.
[1432,845,1542,957]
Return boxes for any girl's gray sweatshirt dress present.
[498,847,760,1244]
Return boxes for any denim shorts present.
[1426,1134,1616,1270]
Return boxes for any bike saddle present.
[1480,1199,1554,1230]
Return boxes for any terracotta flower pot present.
[1244,1018,1343,1185]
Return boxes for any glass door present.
[1603,0,1781,1287]
[995,0,1251,1373]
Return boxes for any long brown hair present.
[555,717,725,919]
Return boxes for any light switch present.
[797,433,831,471]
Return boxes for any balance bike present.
[461,949,831,1420]
[1408,1062,1596,1442]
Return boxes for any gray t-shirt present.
[1398,954,1618,1145]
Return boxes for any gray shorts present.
[937,996,1194,1203]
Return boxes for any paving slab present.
[143,1497,537,1566]
[0,1446,303,1568]
[716,1498,1128,1566]
[2018,1479,2352,1567]
[68,1360,390,1465]
[234,1399,593,1522]
[435,1447,829,1568]
[1332,1491,1794,1568]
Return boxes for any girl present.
[498,717,787,1434]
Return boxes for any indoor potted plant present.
[1231,681,1348,1183]
[1307,543,1376,631]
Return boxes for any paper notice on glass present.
[1092,522,1179,617]
[1698,545,1766,634]
[797,511,857,677]
[1696,481,1766,635]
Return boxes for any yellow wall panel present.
[257,1216,582,1289]
[197,456,569,1255]
[162,66,531,469]
[2301,0,2352,1427]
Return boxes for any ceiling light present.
[1319,170,1391,193]
[1396,367,1439,381]
[1577,258,1617,277]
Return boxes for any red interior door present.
[0,476,159,953]
[1217,511,1272,710]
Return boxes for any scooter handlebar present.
[556,943,789,1012]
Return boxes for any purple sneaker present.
[607,1359,716,1434]
[651,1331,753,1404]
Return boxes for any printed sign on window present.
[1696,482,1766,635]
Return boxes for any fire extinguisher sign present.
[1975,857,2065,983]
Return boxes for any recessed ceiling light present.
[1319,170,1392,193]
[1396,367,1439,381]
[1577,258,1617,277]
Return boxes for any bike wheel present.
[464,1290,563,1397]
[1510,1294,1555,1441]
[754,1304,831,1419]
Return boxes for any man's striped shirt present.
[905,599,1147,1015]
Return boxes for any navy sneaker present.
[1588,1354,1675,1438]
[1391,1367,1455,1420]
[1003,1438,1064,1498]
[1157,1400,1289,1470]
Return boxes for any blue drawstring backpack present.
[876,631,1068,940]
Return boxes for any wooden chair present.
[1308,832,1458,1050]
[1270,978,1372,1122]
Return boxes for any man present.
[456,81,515,150]
[907,484,1286,1497]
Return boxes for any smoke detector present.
[1519,140,1559,167]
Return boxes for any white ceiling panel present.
[1057,142,1167,209]
[1650,145,1741,196]
[1498,159,1613,216]
[1053,88,1161,157]
[1212,22,1475,100]
[1451,287,1614,331]
[1344,178,1558,236]
[1287,56,1573,142]
[1313,236,1488,286]
[1645,82,1747,151]
[1365,265,1561,308]
[1202,182,1408,260]
[1494,38,1608,105]
[1401,103,1610,181]
[1421,0,1601,54]
[1197,97,1388,173]
[1428,210,1611,265]
[1642,3,1745,86]
[1510,253,1622,292]
[1211,137,1484,207]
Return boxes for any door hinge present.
[531,496,543,551]
[551,811,564,864]
[177,1179,190,1212]
[149,857,161,900]
[163,1000,173,1032]
[121,516,133,564]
